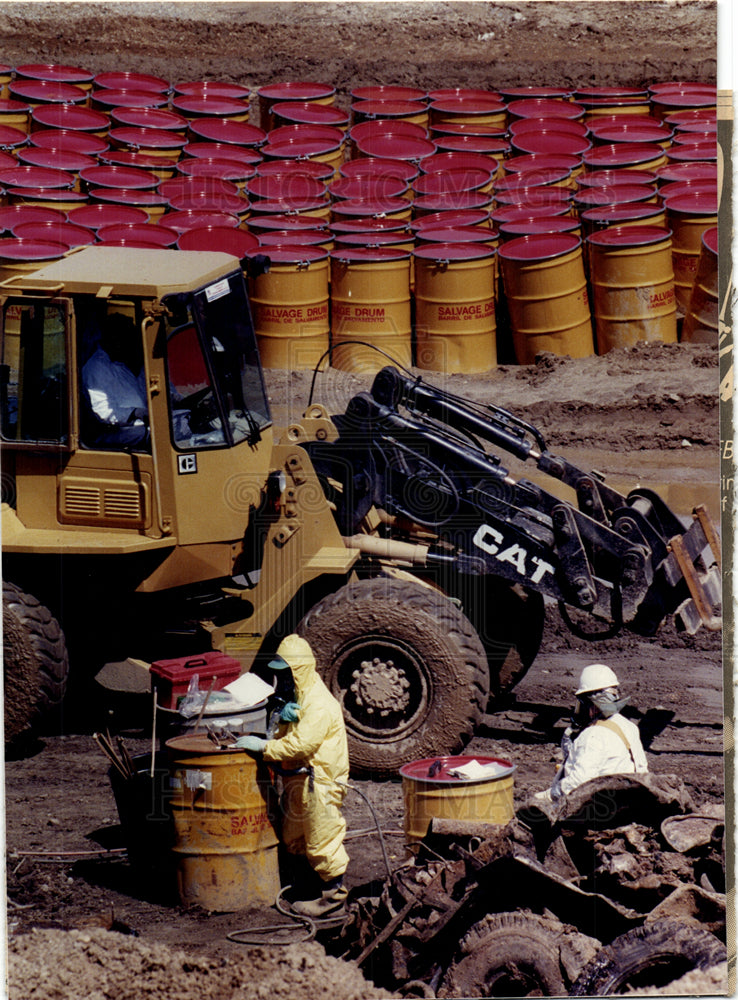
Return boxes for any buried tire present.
[298,577,489,778]
[571,918,727,996]
[3,581,69,742]
[438,910,599,998]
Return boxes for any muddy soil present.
[1,1,725,997]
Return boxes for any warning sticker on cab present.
[205,278,230,303]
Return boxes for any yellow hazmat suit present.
[263,634,349,882]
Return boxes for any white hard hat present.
[575,663,620,696]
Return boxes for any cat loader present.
[0,246,721,775]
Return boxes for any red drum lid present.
[331,217,410,234]
[329,176,408,200]
[340,157,418,182]
[583,142,667,169]
[159,209,241,233]
[259,229,327,246]
[10,80,87,104]
[256,157,332,181]
[498,86,572,100]
[703,226,718,256]
[330,245,410,263]
[272,102,349,128]
[492,203,571,224]
[587,224,672,249]
[591,124,673,145]
[159,174,240,200]
[665,141,717,162]
[414,168,494,196]
[412,241,495,262]
[30,129,109,156]
[68,203,150,229]
[0,99,31,115]
[177,226,261,254]
[0,236,68,261]
[573,184,657,208]
[505,152,583,174]
[334,230,411,247]
[19,147,96,172]
[655,162,717,185]
[171,96,251,118]
[329,196,414,218]
[178,157,257,182]
[349,119,429,145]
[6,186,86,205]
[246,213,328,233]
[434,134,511,156]
[248,197,327,215]
[79,164,159,190]
[429,96,507,116]
[94,71,169,93]
[31,104,109,132]
[109,126,188,151]
[411,209,489,231]
[185,142,262,167]
[498,232,582,262]
[351,99,429,119]
[88,187,169,209]
[416,225,494,243]
[507,98,585,120]
[0,150,18,170]
[511,131,593,156]
[494,187,572,208]
[261,137,342,160]
[0,124,29,150]
[93,89,169,110]
[578,168,656,188]
[577,96,651,112]
[673,121,717,137]
[101,150,178,172]
[659,180,716,201]
[248,245,326,264]
[166,189,248,213]
[13,219,96,245]
[420,151,500,175]
[266,123,344,146]
[412,191,493,212]
[188,118,268,147]
[353,133,437,161]
[257,82,335,102]
[399,755,514,783]
[430,122,508,139]
[495,169,571,192]
[663,109,716,127]
[581,203,667,226]
[664,190,718,214]
[0,164,76,188]
[651,92,717,112]
[429,87,502,102]
[574,86,648,99]
[0,205,67,231]
[15,63,94,85]
[110,107,189,132]
[247,174,327,200]
[96,238,165,249]
[352,85,428,102]
[174,81,251,100]
[98,222,178,246]
[499,216,581,238]
[509,117,590,139]
[650,81,717,95]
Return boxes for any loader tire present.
[298,577,489,777]
[571,919,727,996]
[3,581,69,742]
[437,911,570,998]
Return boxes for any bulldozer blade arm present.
[666,505,722,633]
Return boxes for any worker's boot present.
[291,877,348,917]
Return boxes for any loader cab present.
[1,248,274,563]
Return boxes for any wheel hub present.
[350,656,411,716]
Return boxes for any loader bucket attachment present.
[665,505,722,633]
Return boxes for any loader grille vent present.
[64,486,101,517]
[59,478,147,527]
[104,489,142,520]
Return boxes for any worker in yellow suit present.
[234,634,350,916]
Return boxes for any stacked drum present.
[0,65,718,371]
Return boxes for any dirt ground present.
[0,1,725,997]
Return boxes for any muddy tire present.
[298,577,489,777]
[571,919,727,996]
[3,581,69,742]
[438,911,573,998]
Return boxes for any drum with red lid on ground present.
[429,97,507,131]
[79,163,159,191]
[100,150,178,183]
[498,215,582,241]
[260,135,344,181]
[0,124,30,153]
[246,173,327,203]
[330,246,412,373]
[0,99,31,131]
[259,228,331,250]
[498,232,594,363]
[580,201,667,237]
[17,146,97,185]
[414,167,495,199]
[0,164,77,190]
[494,186,573,212]
[665,140,717,164]
[92,89,170,112]
[174,81,250,101]
[330,196,412,223]
[583,141,668,173]
[413,241,498,374]
[664,190,718,314]
[245,213,328,235]
[330,175,409,201]
[68,203,151,230]
[577,168,657,190]
[420,149,499,178]
[0,236,69,279]
[248,244,330,370]
[412,209,490,232]
[10,79,88,107]
[589,121,674,148]
[98,222,178,247]
[655,161,717,187]
[497,167,574,196]
[15,63,94,89]
[430,121,508,141]
[682,225,718,345]
[108,126,188,160]
[0,204,67,234]
[30,128,108,157]
[587,224,677,351]
[412,190,494,217]
[351,100,429,129]
[650,91,717,120]
[507,98,585,121]
[579,95,652,120]
[0,149,20,171]
[429,87,502,103]
[110,107,189,133]
[31,103,109,136]
[12,219,96,246]
[87,186,169,222]
[503,152,584,179]
[650,81,716,96]
[510,129,593,158]
[177,157,257,189]
[492,202,572,226]
[93,71,169,94]
[659,179,716,203]
[161,209,241,233]
[498,86,572,101]
[256,82,335,131]
[340,156,418,184]
[431,135,510,175]
[573,183,659,212]
[171,96,251,123]
[247,197,329,223]
[331,216,409,235]
[185,142,262,169]
[271,101,349,131]
[509,116,590,140]
[664,108,716,130]
[352,85,428,104]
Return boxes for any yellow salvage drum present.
[330,246,412,373]
[166,735,280,912]
[681,226,718,344]
[587,225,677,353]
[249,246,330,370]
[498,232,595,363]
[400,755,515,851]
[665,190,718,315]
[414,242,497,374]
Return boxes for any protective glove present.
[532,788,553,804]
[128,407,148,424]
[280,702,301,723]
[233,735,267,753]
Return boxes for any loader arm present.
[308,366,721,638]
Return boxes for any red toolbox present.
[150,651,241,710]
